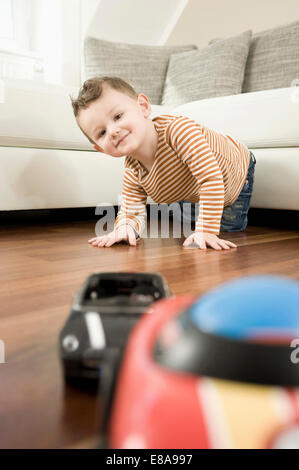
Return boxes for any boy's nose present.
[109,126,120,139]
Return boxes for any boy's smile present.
[76,86,158,168]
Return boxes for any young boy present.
[71,76,256,250]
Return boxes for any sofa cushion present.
[0,79,171,151]
[172,87,299,149]
[243,20,299,93]
[161,30,252,107]
[83,37,197,105]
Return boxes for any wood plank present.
[0,219,298,448]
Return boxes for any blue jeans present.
[178,151,256,232]
[220,151,256,232]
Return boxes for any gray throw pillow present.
[84,37,197,105]
[162,30,252,107]
[243,20,299,93]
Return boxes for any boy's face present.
[77,86,152,158]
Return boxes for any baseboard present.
[0,207,100,226]
[248,208,299,229]
[0,206,298,230]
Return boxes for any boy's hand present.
[88,225,137,248]
[183,232,237,250]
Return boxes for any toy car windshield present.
[76,272,170,310]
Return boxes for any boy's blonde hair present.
[71,76,138,117]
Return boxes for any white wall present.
[85,0,188,45]
[81,0,100,38]
[166,0,299,47]
[21,0,299,87]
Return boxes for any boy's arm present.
[89,163,147,248]
[166,116,225,235]
[114,165,148,237]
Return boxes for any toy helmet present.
[107,276,299,449]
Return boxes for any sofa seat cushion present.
[0,79,171,151]
[0,79,87,150]
[1,80,297,152]
[172,87,299,149]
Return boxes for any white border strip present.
[85,312,106,350]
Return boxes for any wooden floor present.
[0,216,299,449]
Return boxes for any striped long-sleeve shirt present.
[114,114,250,236]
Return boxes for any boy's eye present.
[98,113,122,138]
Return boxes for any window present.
[0,0,44,81]
[0,0,14,45]
[0,0,82,86]
[0,0,36,51]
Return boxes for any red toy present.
[107,276,299,449]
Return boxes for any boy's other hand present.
[88,225,137,248]
[183,232,237,250]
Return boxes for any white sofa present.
[1,78,299,212]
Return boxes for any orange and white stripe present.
[196,377,299,449]
[115,114,250,236]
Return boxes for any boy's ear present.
[137,93,151,118]
[93,144,102,152]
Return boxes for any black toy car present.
[59,272,170,388]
